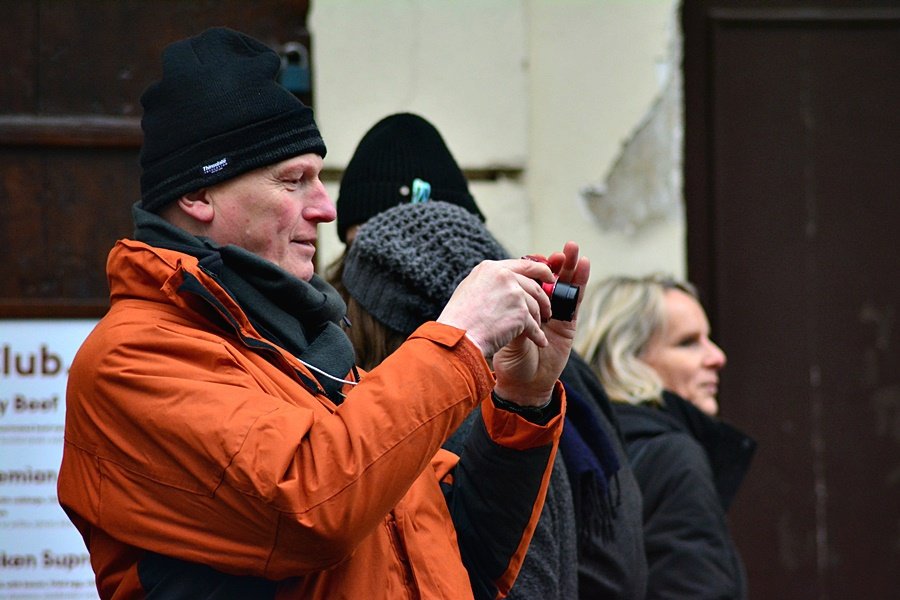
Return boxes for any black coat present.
[561,353,648,600]
[615,392,756,600]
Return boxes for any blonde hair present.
[574,274,698,405]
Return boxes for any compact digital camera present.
[541,279,579,321]
[524,255,580,321]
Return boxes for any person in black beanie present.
[330,112,648,600]
[57,27,592,600]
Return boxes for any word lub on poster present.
[0,320,99,599]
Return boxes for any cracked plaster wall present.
[311,1,681,275]
[580,21,683,236]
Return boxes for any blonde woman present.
[576,274,756,599]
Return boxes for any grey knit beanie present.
[342,201,509,336]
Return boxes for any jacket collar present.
[129,204,354,402]
[617,392,756,510]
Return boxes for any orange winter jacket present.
[58,240,563,599]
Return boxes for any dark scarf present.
[557,352,625,543]
[559,383,621,543]
[132,205,355,403]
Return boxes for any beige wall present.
[310,0,683,283]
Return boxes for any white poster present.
[0,320,100,599]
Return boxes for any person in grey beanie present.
[57,27,591,600]
[341,201,579,600]
[332,112,649,600]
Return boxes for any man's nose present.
[305,182,337,223]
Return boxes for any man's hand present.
[492,242,590,407]
[437,258,555,356]
[437,241,590,408]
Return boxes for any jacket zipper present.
[386,514,419,600]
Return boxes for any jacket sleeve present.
[440,385,566,600]
[628,433,745,600]
[60,319,494,579]
[505,457,578,600]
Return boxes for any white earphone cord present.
[298,358,360,386]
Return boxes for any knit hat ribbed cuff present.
[141,110,325,212]
[336,181,477,243]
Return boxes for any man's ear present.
[175,189,215,223]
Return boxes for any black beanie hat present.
[336,113,484,243]
[342,201,508,336]
[139,27,327,212]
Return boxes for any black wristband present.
[491,390,559,425]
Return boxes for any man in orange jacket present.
[57,27,590,599]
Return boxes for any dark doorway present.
[0,0,314,318]
[684,2,900,598]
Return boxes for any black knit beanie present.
[336,113,483,243]
[139,27,327,212]
[342,201,508,336]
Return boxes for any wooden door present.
[0,0,313,318]
[684,2,900,598]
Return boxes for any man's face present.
[204,153,335,281]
